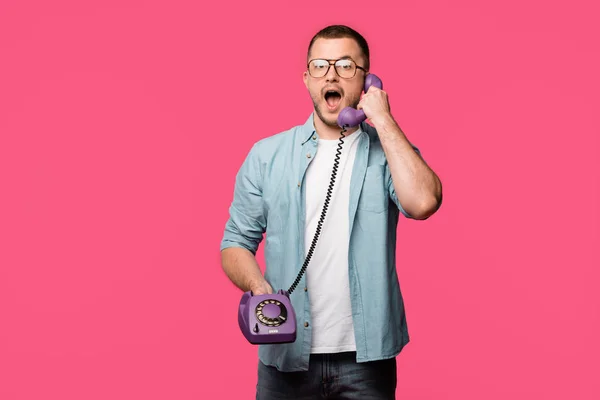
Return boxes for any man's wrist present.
[248,277,270,293]
[370,112,396,130]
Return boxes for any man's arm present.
[221,247,273,295]
[220,143,273,295]
[359,86,443,219]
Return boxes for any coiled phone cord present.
[287,126,347,294]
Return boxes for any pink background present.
[1,0,599,399]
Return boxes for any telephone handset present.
[237,74,383,345]
[337,73,383,128]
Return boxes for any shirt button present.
[312,135,316,140]
[297,182,301,187]
[304,287,307,292]
[304,322,309,327]
[306,153,311,158]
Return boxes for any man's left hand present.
[356,85,392,124]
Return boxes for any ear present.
[303,70,308,89]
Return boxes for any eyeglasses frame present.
[306,58,368,79]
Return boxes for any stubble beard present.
[313,100,338,128]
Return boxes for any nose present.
[325,64,339,83]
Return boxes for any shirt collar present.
[299,113,317,145]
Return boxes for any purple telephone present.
[238,289,297,344]
[238,74,383,345]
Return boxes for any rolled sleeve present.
[220,144,266,255]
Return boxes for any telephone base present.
[238,289,297,344]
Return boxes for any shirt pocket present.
[357,164,389,213]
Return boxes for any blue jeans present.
[256,352,397,399]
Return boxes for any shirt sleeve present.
[220,143,266,255]
[387,144,422,219]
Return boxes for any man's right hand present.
[250,280,274,295]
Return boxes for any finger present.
[357,96,365,110]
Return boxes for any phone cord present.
[287,126,347,294]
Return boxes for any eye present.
[311,60,328,69]
[336,60,353,69]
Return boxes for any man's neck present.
[314,117,360,140]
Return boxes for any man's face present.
[303,37,367,129]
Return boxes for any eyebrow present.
[312,55,354,61]
[330,55,353,60]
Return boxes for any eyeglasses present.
[307,58,367,79]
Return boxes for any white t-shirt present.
[304,127,362,354]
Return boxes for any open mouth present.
[324,89,342,111]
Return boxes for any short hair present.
[307,25,370,71]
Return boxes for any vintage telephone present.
[238,74,383,345]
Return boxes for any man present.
[220,25,442,399]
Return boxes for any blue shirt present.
[220,113,421,372]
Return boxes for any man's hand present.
[250,279,274,295]
[357,85,391,125]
